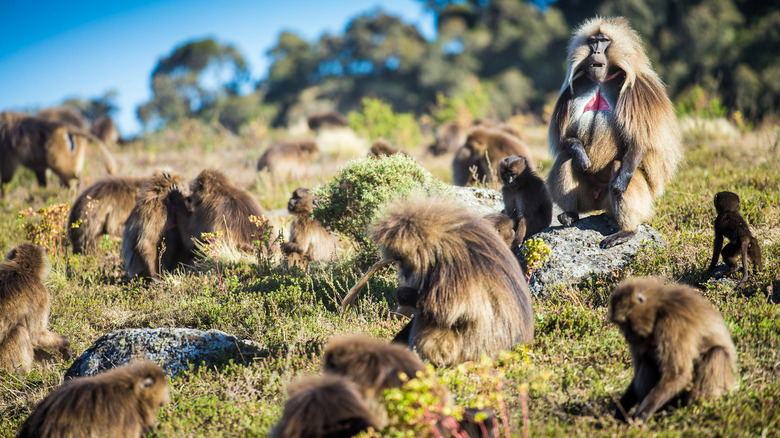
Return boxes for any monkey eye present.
[634,293,646,304]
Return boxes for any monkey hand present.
[610,171,631,197]
[566,140,591,172]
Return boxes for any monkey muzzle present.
[588,53,609,83]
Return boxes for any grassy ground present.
[0,119,778,437]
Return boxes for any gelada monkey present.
[282,187,338,267]
[706,191,763,289]
[322,334,497,437]
[609,277,738,422]
[257,139,319,179]
[121,169,189,279]
[342,197,534,366]
[17,361,170,438]
[270,375,377,438]
[68,176,146,254]
[499,154,552,247]
[452,127,534,186]
[0,111,89,191]
[0,243,71,374]
[547,17,682,248]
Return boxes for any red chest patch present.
[584,88,611,112]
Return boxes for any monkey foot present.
[600,230,636,249]
[557,212,579,227]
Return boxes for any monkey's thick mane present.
[562,16,657,96]
[371,197,525,315]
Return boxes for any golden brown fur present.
[453,127,534,186]
[707,191,763,289]
[91,115,121,147]
[368,139,407,158]
[37,107,89,130]
[68,176,146,254]
[271,375,377,438]
[17,361,170,438]
[0,111,88,190]
[322,335,497,436]
[499,155,552,247]
[257,139,319,179]
[307,111,349,131]
[0,243,71,374]
[183,169,272,254]
[609,277,738,422]
[370,197,534,366]
[323,334,425,400]
[475,119,521,139]
[282,188,337,267]
[482,212,516,248]
[547,17,682,248]
[121,169,189,279]
[428,121,465,156]
[38,108,118,176]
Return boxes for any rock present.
[451,186,504,216]
[65,328,267,379]
[523,213,664,297]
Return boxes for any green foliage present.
[348,98,422,148]
[137,38,252,129]
[676,85,728,119]
[312,154,447,264]
[431,77,490,125]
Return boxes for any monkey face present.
[288,188,316,214]
[586,33,612,83]
[609,278,661,340]
[47,129,87,185]
[499,154,528,187]
[714,191,740,214]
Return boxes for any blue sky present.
[0,0,434,135]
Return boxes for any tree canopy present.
[137,1,780,130]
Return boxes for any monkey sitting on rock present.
[499,154,552,249]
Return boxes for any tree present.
[137,38,251,129]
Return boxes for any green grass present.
[0,122,778,437]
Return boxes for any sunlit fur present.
[0,111,88,190]
[271,375,377,438]
[257,139,319,179]
[18,361,170,438]
[453,127,534,186]
[707,191,763,288]
[68,176,146,254]
[609,278,738,422]
[499,154,552,246]
[548,17,682,240]
[184,168,272,254]
[121,169,188,279]
[282,187,337,267]
[0,243,70,374]
[370,197,534,366]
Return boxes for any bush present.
[348,98,422,148]
[312,154,448,264]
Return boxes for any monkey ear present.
[635,293,646,304]
[140,376,156,390]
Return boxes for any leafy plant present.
[312,154,448,265]
[348,98,422,148]
[17,203,70,257]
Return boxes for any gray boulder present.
[451,186,504,215]
[524,213,663,297]
[65,328,266,378]
[450,186,665,296]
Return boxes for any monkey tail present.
[341,258,393,311]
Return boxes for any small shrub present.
[312,154,448,265]
[676,85,727,119]
[17,203,70,257]
[348,98,422,148]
